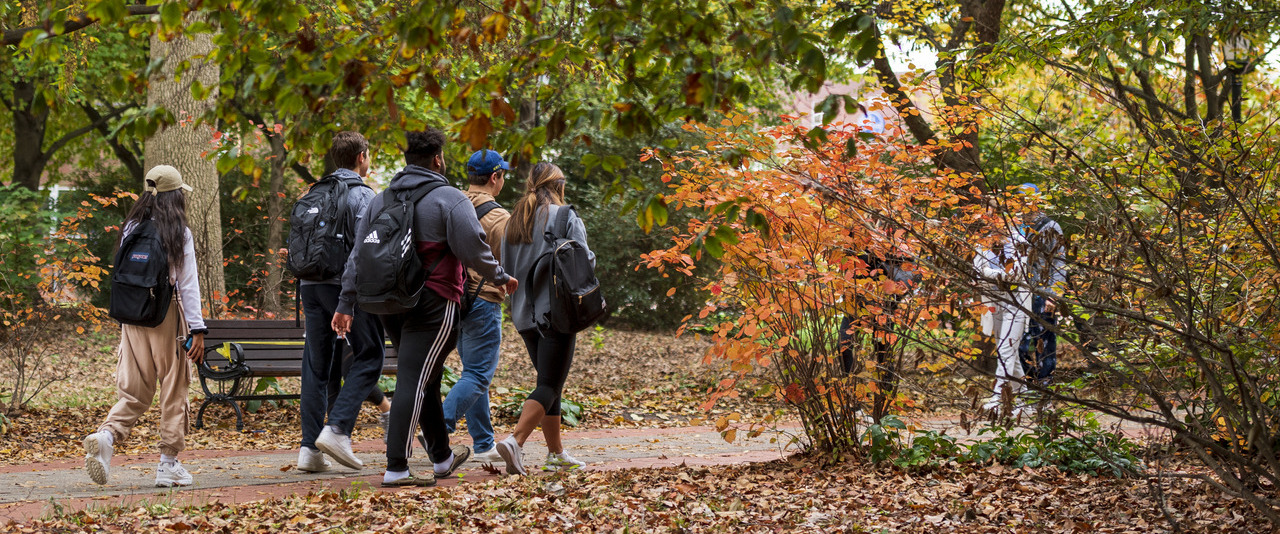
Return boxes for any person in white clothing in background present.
[974,227,1031,415]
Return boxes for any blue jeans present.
[299,283,385,449]
[441,299,502,453]
[1019,294,1058,382]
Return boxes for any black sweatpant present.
[380,292,458,471]
[519,330,576,416]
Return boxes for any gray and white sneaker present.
[155,460,193,487]
[471,448,502,465]
[83,431,113,485]
[495,435,525,475]
[316,426,363,470]
[297,447,331,473]
[542,450,587,471]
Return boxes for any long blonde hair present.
[506,162,566,245]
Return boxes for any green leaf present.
[704,235,724,258]
[160,2,184,31]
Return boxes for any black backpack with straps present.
[286,174,370,281]
[109,220,175,327]
[354,180,449,315]
[526,205,606,334]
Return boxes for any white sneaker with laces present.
[83,431,113,485]
[316,426,363,470]
[155,460,193,487]
[297,447,331,473]
[542,450,587,471]
[495,435,525,475]
[472,448,502,464]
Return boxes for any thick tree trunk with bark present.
[11,80,48,191]
[144,26,225,316]
[262,134,288,315]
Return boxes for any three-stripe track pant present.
[380,292,459,472]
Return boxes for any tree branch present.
[80,102,144,181]
[2,5,158,47]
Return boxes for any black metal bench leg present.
[195,398,212,429]
[232,399,246,432]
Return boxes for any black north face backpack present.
[354,180,448,315]
[527,205,606,334]
[109,220,175,327]
[286,174,370,281]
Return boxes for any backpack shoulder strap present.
[544,204,576,242]
[475,200,501,220]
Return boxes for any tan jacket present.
[465,190,511,304]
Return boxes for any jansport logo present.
[306,207,320,214]
[364,231,380,244]
[129,252,149,263]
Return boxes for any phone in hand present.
[183,336,193,352]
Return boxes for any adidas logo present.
[364,231,380,244]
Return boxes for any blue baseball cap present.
[467,149,510,176]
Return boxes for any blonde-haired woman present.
[496,162,594,474]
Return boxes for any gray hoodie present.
[337,165,509,316]
[502,204,594,332]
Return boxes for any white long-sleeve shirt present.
[122,221,206,333]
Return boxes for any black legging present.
[519,330,576,416]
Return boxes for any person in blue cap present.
[440,149,512,465]
[1015,183,1066,386]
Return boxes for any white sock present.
[383,470,410,484]
[434,453,455,475]
[100,431,114,445]
[160,454,176,466]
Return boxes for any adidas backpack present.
[109,220,175,327]
[527,206,606,334]
[354,180,448,315]
[286,174,370,281]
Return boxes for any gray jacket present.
[502,204,594,332]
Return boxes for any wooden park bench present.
[195,319,398,431]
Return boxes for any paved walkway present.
[0,424,800,522]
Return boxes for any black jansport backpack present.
[109,220,175,327]
[286,174,370,281]
[354,180,448,315]
[527,205,606,334]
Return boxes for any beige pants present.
[99,299,190,456]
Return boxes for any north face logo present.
[364,231,380,244]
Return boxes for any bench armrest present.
[198,342,248,380]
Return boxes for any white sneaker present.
[155,460,193,487]
[495,435,525,475]
[297,447,331,473]
[316,426,363,470]
[83,431,113,485]
[472,448,502,464]
[542,450,586,471]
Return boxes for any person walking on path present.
[974,225,1031,415]
[333,129,517,487]
[83,165,207,488]
[1014,183,1066,386]
[293,132,385,473]
[441,149,512,465]
[495,162,594,475]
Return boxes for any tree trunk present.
[144,24,225,316]
[262,133,287,316]
[11,79,48,191]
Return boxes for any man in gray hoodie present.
[332,129,518,487]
